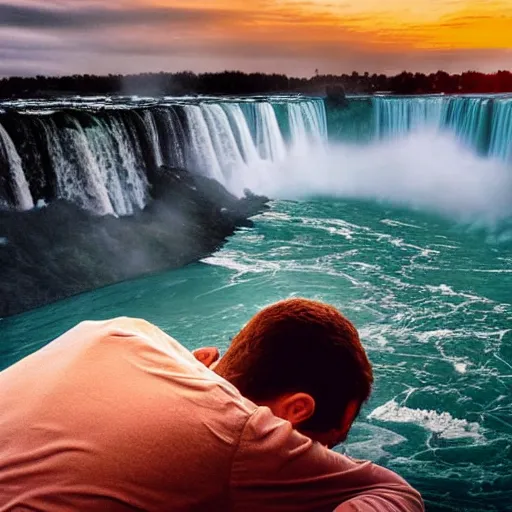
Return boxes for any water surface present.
[2,198,511,511]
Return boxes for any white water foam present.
[345,423,407,461]
[369,400,484,440]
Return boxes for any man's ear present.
[272,393,316,428]
[193,347,220,368]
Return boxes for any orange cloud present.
[149,0,512,52]
[1,0,510,77]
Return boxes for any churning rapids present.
[1,94,512,511]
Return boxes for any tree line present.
[0,70,511,99]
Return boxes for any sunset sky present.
[0,0,511,77]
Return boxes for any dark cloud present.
[0,3,229,30]
[2,38,509,79]
[82,34,512,74]
[0,48,49,62]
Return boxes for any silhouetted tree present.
[0,69,510,99]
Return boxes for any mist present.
[233,131,512,225]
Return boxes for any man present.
[0,298,423,511]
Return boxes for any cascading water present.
[142,110,164,168]
[1,94,511,217]
[287,100,328,156]
[32,111,152,216]
[442,97,493,154]
[183,104,225,184]
[374,97,444,137]
[177,99,327,193]
[43,115,115,216]
[373,95,512,162]
[221,103,261,166]
[489,98,512,162]
[254,102,287,162]
[79,115,133,216]
[0,97,328,212]
[105,115,148,213]
[199,103,247,182]
[0,121,34,210]
[152,107,186,169]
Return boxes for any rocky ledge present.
[0,166,269,317]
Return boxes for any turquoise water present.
[2,197,511,511]
[1,94,512,510]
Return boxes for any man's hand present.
[193,347,220,369]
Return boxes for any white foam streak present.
[369,400,484,440]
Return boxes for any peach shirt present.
[0,317,424,511]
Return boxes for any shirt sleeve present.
[230,406,424,512]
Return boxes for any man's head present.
[195,298,373,447]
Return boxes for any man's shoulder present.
[231,407,424,511]
[72,317,256,409]
[68,316,163,340]
[55,316,187,359]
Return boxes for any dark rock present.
[0,166,269,317]
[325,85,349,108]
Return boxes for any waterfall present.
[179,100,326,189]
[199,104,247,182]
[0,98,327,215]
[305,99,328,141]
[43,115,115,216]
[372,95,512,163]
[238,102,258,143]
[288,99,328,152]
[489,98,512,163]
[183,105,224,183]
[0,122,34,210]
[153,107,186,169]
[221,103,261,166]
[288,103,311,149]
[254,102,287,162]
[105,115,148,212]
[142,110,163,168]
[2,94,509,216]
[374,97,444,137]
[79,115,132,215]
[441,97,492,154]
[38,112,149,216]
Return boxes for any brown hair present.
[214,298,373,431]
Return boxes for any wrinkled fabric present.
[0,317,424,512]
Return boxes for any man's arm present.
[230,406,423,512]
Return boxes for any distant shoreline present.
[1,70,511,100]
